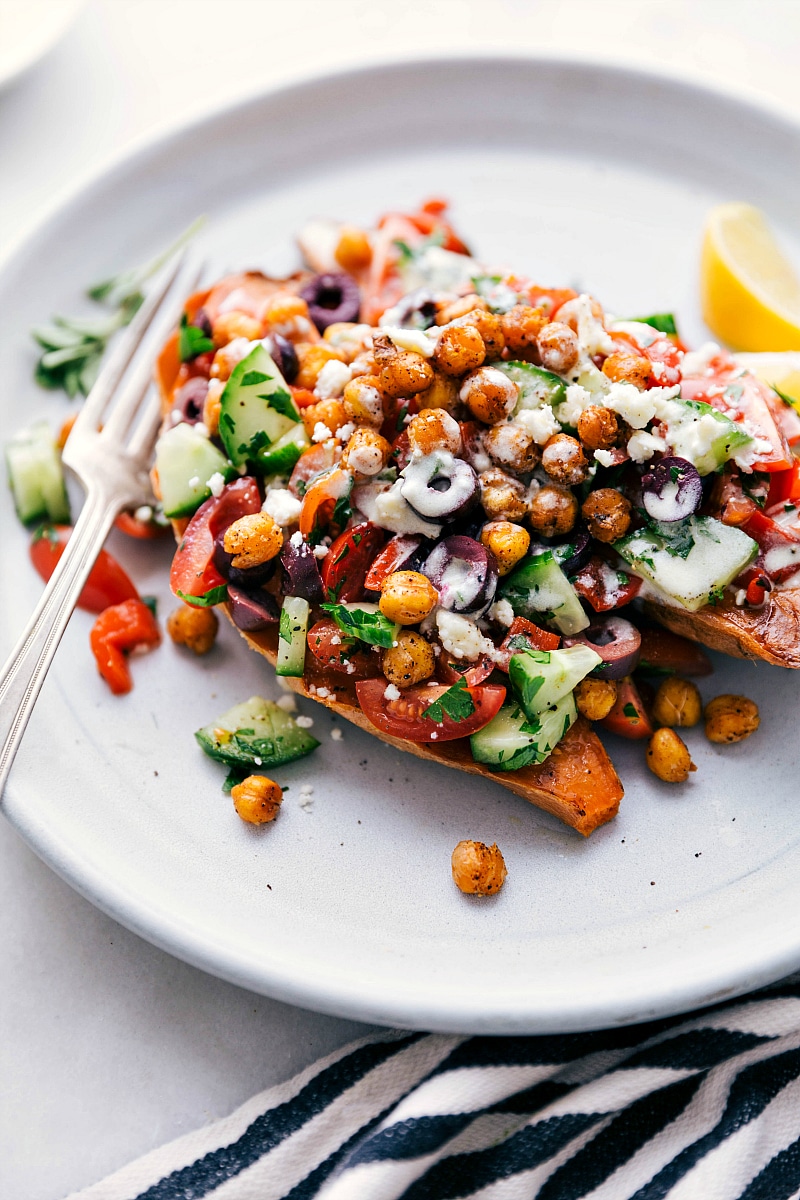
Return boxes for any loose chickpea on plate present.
[704,695,760,744]
[451,840,507,895]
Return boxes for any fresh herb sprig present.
[423,678,475,724]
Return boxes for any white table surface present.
[2,1,800,1196]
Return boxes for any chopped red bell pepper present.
[90,599,161,695]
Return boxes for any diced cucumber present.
[614,515,757,612]
[470,695,577,770]
[155,422,234,519]
[666,398,753,475]
[219,344,300,468]
[5,420,70,524]
[496,361,567,411]
[195,695,319,768]
[276,596,310,677]
[500,550,589,635]
[320,601,400,649]
[508,644,602,719]
[258,423,310,476]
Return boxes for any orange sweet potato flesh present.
[646,590,800,670]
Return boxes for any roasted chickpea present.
[295,342,345,391]
[379,570,439,625]
[341,428,391,476]
[536,322,580,375]
[577,405,620,452]
[480,521,530,576]
[458,308,505,359]
[483,422,540,473]
[479,467,529,522]
[501,304,548,356]
[436,294,489,324]
[334,225,372,272]
[646,728,696,783]
[223,512,283,568]
[212,310,262,348]
[342,374,385,426]
[460,366,518,425]
[555,295,604,333]
[652,677,702,728]
[301,398,349,439]
[541,433,589,486]
[433,324,486,376]
[528,484,579,537]
[202,379,224,438]
[382,630,436,688]
[575,677,618,721]
[417,370,461,416]
[602,352,652,388]
[166,604,219,655]
[323,321,371,363]
[379,350,434,399]
[581,488,632,543]
[451,840,507,896]
[407,409,461,456]
[210,342,248,382]
[704,694,760,744]
[231,775,283,824]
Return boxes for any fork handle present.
[0,487,119,797]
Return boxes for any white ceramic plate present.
[3,57,800,1034]
[0,0,85,92]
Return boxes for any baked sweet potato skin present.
[646,590,800,670]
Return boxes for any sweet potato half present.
[646,590,800,670]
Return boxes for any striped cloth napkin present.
[69,975,800,1200]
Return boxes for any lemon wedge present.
[735,352,800,411]
[701,203,800,351]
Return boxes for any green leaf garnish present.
[176,585,228,608]
[423,678,475,724]
[622,702,639,720]
[279,607,293,644]
[630,312,677,336]
[320,603,398,649]
[178,312,214,362]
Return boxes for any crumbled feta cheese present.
[134,505,153,523]
[380,325,439,356]
[430,731,438,740]
[681,342,721,376]
[556,382,593,427]
[290,530,304,547]
[735,589,747,606]
[313,543,330,560]
[436,610,497,661]
[330,633,341,645]
[593,449,616,468]
[207,471,226,498]
[253,756,262,766]
[316,687,332,699]
[275,694,297,712]
[383,683,401,701]
[262,487,302,526]
[488,599,514,626]
[194,422,210,439]
[295,715,315,728]
[650,360,666,380]
[312,422,334,443]
[604,382,657,429]
[574,294,614,356]
[514,404,561,444]
[337,422,356,444]
[187,475,200,489]
[330,727,343,741]
[298,783,315,812]
[626,429,668,463]
[221,337,256,368]
[314,359,352,399]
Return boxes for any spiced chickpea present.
[541,433,589,486]
[460,366,518,425]
[407,409,462,456]
[458,309,505,359]
[342,375,385,426]
[341,428,391,477]
[480,521,530,576]
[294,343,345,391]
[433,324,486,376]
[451,840,507,896]
[577,405,620,452]
[704,694,760,744]
[528,484,578,537]
[167,604,218,655]
[212,310,263,347]
[501,304,548,356]
[555,295,604,333]
[652,677,702,728]
[382,631,436,688]
[479,467,528,522]
[301,398,349,438]
[646,728,696,784]
[379,571,439,625]
[323,321,371,364]
[483,422,540,473]
[223,513,283,568]
[417,371,461,417]
[379,350,434,399]
[334,225,372,272]
[581,488,632,543]
[436,294,489,324]
[575,677,618,721]
[602,352,652,388]
[536,322,580,375]
[231,776,283,824]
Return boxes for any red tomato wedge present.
[767,460,800,507]
[494,616,560,673]
[321,522,385,602]
[571,557,641,612]
[643,335,682,385]
[355,679,506,742]
[30,525,139,614]
[90,598,161,695]
[681,367,792,473]
[288,441,341,498]
[170,478,262,606]
[364,533,424,591]
[599,676,654,740]
[307,619,380,678]
[637,628,713,677]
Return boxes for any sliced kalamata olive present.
[642,456,702,523]
[564,615,641,679]
[212,532,275,586]
[381,288,438,330]
[551,531,591,575]
[174,377,209,425]
[401,452,478,520]
[279,536,324,603]
[212,530,233,579]
[422,535,498,614]
[264,333,299,384]
[300,272,361,332]
[227,586,280,631]
[193,307,213,339]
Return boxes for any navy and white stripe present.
[68,976,800,1200]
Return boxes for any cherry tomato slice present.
[90,598,161,695]
[355,679,506,743]
[436,654,496,688]
[494,616,560,673]
[307,619,380,678]
[321,522,385,602]
[364,534,425,591]
[170,477,262,606]
[30,525,139,614]
[643,335,682,385]
[636,628,712,677]
[571,557,642,612]
[681,366,792,473]
[767,460,800,507]
[599,675,654,740]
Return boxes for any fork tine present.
[126,386,164,462]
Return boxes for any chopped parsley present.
[630,312,677,336]
[320,603,397,648]
[622,702,639,721]
[423,678,475,724]
[279,608,293,644]
[178,312,214,362]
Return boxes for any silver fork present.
[0,253,203,797]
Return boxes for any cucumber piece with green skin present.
[5,420,70,524]
[495,361,566,411]
[258,423,310,476]
[195,696,319,768]
[508,644,602,719]
[666,398,753,476]
[470,695,577,770]
[614,515,757,612]
[276,596,310,677]
[155,422,235,519]
[499,550,590,635]
[219,344,300,469]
